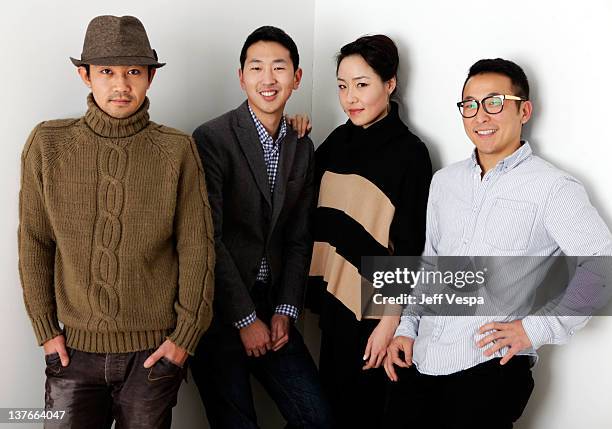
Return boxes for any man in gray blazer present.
[191,26,330,428]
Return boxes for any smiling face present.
[461,72,532,169]
[337,54,396,128]
[239,41,302,125]
[78,65,154,119]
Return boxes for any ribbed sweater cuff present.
[31,313,62,345]
[168,318,204,355]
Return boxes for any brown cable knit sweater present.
[18,94,215,355]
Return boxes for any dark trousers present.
[318,294,391,428]
[384,356,535,429]
[191,282,331,429]
[44,348,184,429]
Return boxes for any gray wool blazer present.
[192,101,315,325]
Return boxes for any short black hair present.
[240,26,299,70]
[462,58,530,100]
[82,64,154,79]
[336,34,399,85]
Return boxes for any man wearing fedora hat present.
[18,15,215,428]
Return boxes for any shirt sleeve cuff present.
[394,315,419,339]
[274,304,299,320]
[234,311,257,329]
[521,316,553,350]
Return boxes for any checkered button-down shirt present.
[233,105,299,329]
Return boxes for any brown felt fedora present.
[70,15,165,68]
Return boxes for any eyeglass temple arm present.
[504,95,528,101]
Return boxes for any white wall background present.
[1,1,611,428]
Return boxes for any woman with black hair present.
[307,34,433,426]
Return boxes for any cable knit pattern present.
[88,140,126,332]
[18,94,215,354]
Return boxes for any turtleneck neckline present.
[347,101,406,140]
[84,93,150,138]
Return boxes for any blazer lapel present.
[271,127,297,227]
[233,102,272,207]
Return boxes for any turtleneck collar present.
[347,101,407,141]
[84,93,150,138]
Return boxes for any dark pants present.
[44,348,184,429]
[318,293,391,428]
[384,356,535,429]
[191,282,331,429]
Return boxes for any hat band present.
[71,55,165,68]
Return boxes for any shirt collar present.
[247,103,287,146]
[470,140,533,172]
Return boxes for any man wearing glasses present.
[383,58,612,428]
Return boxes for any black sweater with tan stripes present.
[308,102,432,320]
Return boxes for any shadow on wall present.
[395,43,443,173]
[515,317,610,429]
[172,371,287,428]
[523,67,611,227]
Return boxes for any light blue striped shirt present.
[395,141,612,375]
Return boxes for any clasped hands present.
[239,314,291,357]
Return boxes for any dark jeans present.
[385,356,535,429]
[191,282,331,429]
[44,348,185,429]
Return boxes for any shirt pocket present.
[484,199,536,251]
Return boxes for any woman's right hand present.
[362,315,400,370]
[285,113,312,138]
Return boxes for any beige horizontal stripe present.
[312,241,394,320]
[318,171,395,248]
[310,241,403,320]
[310,241,362,319]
